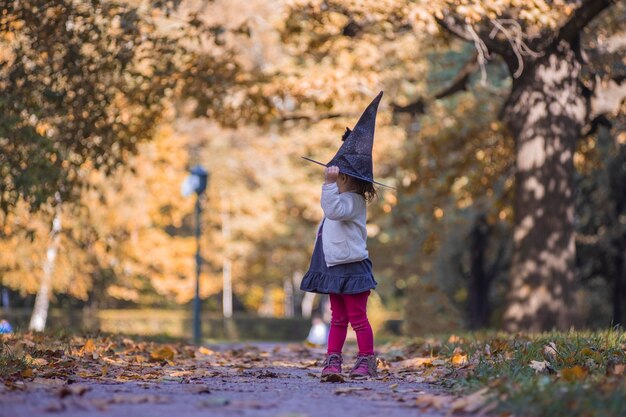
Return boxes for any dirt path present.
[0,342,448,417]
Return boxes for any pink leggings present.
[327,291,374,356]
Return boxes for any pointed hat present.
[302,91,395,189]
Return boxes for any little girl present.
[300,91,391,381]
[300,166,378,381]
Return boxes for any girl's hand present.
[324,166,339,184]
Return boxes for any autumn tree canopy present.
[1,0,624,333]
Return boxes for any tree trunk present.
[609,145,626,326]
[613,250,624,326]
[503,41,586,332]
[29,192,62,332]
[467,214,491,329]
[221,197,233,319]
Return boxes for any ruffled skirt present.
[300,221,377,295]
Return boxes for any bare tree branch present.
[393,51,480,117]
[277,112,344,122]
[433,51,480,99]
[392,99,427,117]
[436,15,525,79]
[436,15,510,57]
[556,0,615,45]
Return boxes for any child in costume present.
[301,91,392,382]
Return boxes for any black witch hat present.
[302,91,394,189]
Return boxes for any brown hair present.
[342,174,378,203]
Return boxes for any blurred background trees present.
[1,0,624,336]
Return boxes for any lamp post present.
[181,165,209,345]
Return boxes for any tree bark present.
[435,0,615,332]
[608,145,626,326]
[613,250,624,326]
[29,192,62,332]
[221,194,233,319]
[467,214,491,329]
[502,41,586,331]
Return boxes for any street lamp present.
[181,165,209,345]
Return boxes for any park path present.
[0,342,451,417]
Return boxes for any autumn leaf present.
[543,342,559,361]
[529,360,554,374]
[58,384,90,398]
[150,346,175,362]
[334,387,370,395]
[415,393,452,410]
[449,387,491,414]
[580,347,594,357]
[31,358,49,367]
[198,346,215,355]
[451,352,468,366]
[606,360,626,377]
[560,365,588,382]
[82,339,96,355]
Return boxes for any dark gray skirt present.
[300,221,377,295]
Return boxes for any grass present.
[0,340,30,378]
[400,329,626,417]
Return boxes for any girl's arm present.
[321,166,362,221]
[321,183,357,221]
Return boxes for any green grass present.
[0,341,30,378]
[407,330,626,417]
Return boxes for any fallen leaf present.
[543,342,558,360]
[135,355,148,363]
[169,371,193,377]
[334,387,371,395]
[449,388,490,414]
[451,353,468,366]
[110,394,169,404]
[151,346,175,362]
[82,339,96,355]
[189,385,211,394]
[198,347,215,355]
[396,357,438,368]
[31,358,49,367]
[58,384,91,398]
[561,365,588,382]
[606,360,626,376]
[255,370,279,378]
[31,378,66,387]
[580,348,594,357]
[415,393,452,410]
[529,360,554,374]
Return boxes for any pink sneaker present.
[320,353,344,382]
[349,355,377,379]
